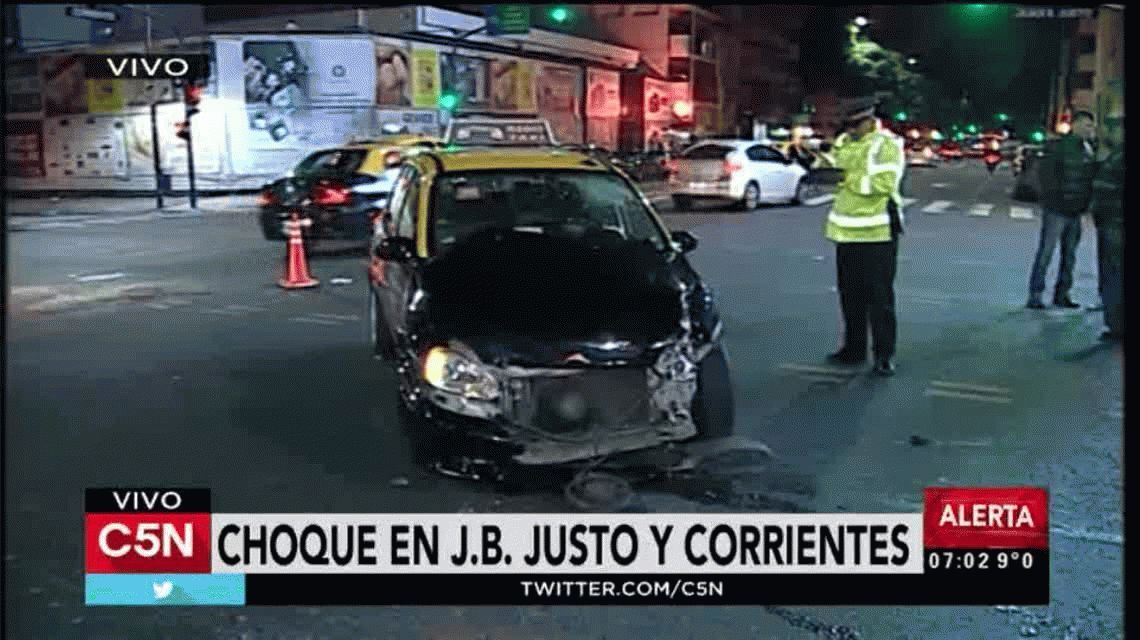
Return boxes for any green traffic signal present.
[438,92,460,111]
[966,124,979,134]
[996,113,1009,122]
[895,111,908,122]
[1031,130,1045,143]
[549,6,571,23]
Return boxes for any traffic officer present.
[825,98,907,376]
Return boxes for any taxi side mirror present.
[671,230,698,254]
[375,236,415,262]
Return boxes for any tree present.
[844,31,927,120]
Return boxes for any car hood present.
[420,229,687,367]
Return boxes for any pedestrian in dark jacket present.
[1090,111,1124,341]
[1026,111,1099,309]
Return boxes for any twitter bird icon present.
[153,581,174,600]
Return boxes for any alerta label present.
[923,488,1048,549]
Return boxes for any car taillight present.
[311,181,351,206]
[257,189,279,207]
[723,159,743,175]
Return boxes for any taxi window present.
[386,166,414,221]
[293,149,367,177]
[431,170,669,254]
[394,168,420,239]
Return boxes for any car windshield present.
[431,170,670,254]
[292,149,367,177]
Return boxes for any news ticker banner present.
[84,487,1048,606]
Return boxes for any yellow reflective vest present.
[825,130,905,243]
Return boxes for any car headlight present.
[422,346,500,400]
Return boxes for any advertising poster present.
[643,77,674,125]
[7,57,43,115]
[441,53,490,109]
[5,120,46,178]
[411,48,440,108]
[87,79,126,113]
[535,63,582,144]
[516,60,535,112]
[242,37,374,148]
[586,69,621,118]
[42,116,128,179]
[490,59,520,111]
[376,42,412,107]
[40,55,89,116]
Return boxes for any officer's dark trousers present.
[836,239,899,359]
[1096,219,1124,335]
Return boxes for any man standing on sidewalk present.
[1026,111,1099,309]
[825,98,906,376]
[1089,110,1124,341]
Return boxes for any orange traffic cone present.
[278,213,319,289]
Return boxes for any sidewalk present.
[6,194,257,218]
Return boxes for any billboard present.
[535,63,582,144]
[375,42,412,107]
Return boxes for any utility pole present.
[145,5,164,209]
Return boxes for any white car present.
[668,140,810,210]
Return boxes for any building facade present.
[4,5,638,192]
[1054,5,1123,132]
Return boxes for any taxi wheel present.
[739,182,760,211]
[691,345,735,440]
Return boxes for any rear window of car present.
[681,144,734,160]
[292,149,368,177]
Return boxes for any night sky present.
[798,5,1069,129]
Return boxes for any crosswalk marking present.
[922,200,953,214]
[968,204,993,217]
[1010,206,1036,220]
[930,380,1011,395]
[924,388,1013,404]
[804,194,836,207]
[902,197,919,206]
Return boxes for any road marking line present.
[309,313,361,321]
[922,200,953,213]
[1010,206,1036,220]
[968,203,993,217]
[34,222,86,229]
[289,316,342,326]
[76,272,126,282]
[902,197,919,206]
[931,183,951,188]
[203,308,245,316]
[224,304,266,312]
[779,363,859,376]
[798,373,854,385]
[930,380,1012,395]
[924,388,1013,404]
[803,194,835,207]
[909,297,953,306]
[144,303,171,310]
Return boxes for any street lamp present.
[854,15,869,27]
[907,57,917,65]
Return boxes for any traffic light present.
[184,82,204,117]
[995,112,1009,122]
[966,123,979,134]
[1031,130,1045,143]
[894,111,908,122]
[548,5,572,24]
[438,91,460,112]
[175,121,190,142]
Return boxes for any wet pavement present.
[4,162,1122,638]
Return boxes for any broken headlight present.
[422,346,500,400]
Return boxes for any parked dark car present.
[257,135,441,245]
[368,144,734,480]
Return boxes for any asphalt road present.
[5,160,1122,639]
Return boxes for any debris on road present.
[330,277,353,285]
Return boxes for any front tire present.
[792,178,813,205]
[691,345,735,440]
[740,181,760,211]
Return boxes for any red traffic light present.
[184,83,204,106]
[175,121,190,142]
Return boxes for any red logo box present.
[85,513,211,573]
[924,487,1048,549]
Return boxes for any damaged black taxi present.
[367,118,734,479]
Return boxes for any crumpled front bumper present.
[413,339,714,467]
